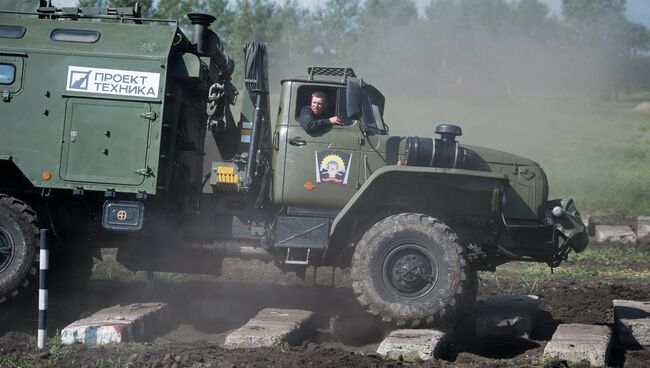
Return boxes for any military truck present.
[0,2,588,327]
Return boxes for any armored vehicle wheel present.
[351,213,468,327]
[0,194,38,304]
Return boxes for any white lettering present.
[66,66,160,98]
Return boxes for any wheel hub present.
[383,244,438,299]
[0,227,14,273]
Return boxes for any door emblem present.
[315,150,352,185]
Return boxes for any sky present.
[53,0,650,27]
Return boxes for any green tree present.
[153,0,203,30]
[562,0,631,99]
[231,0,279,46]
[311,0,360,58]
[360,0,417,32]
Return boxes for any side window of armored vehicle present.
[0,25,25,39]
[50,29,100,43]
[0,64,15,84]
[294,85,339,122]
[0,55,22,93]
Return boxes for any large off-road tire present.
[0,194,38,304]
[351,213,469,327]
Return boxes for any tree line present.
[78,0,650,99]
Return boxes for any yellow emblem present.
[320,154,346,181]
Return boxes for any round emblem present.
[116,210,128,221]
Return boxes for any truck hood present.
[462,144,539,166]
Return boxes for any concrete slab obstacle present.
[476,294,539,338]
[61,303,169,345]
[224,308,314,349]
[613,299,650,347]
[376,329,447,362]
[637,216,650,240]
[595,225,636,244]
[543,324,611,367]
[635,101,650,114]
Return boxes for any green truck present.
[0,1,588,327]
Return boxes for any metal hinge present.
[134,167,154,177]
[1,90,10,102]
[140,111,157,121]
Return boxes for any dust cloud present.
[265,4,638,165]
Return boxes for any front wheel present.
[351,213,469,328]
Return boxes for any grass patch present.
[484,244,650,292]
[568,245,649,265]
[0,356,43,368]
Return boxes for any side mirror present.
[346,78,362,120]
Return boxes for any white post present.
[37,229,48,350]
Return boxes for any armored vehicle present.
[0,2,588,327]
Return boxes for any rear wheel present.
[351,213,469,327]
[0,194,38,304]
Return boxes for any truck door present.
[281,85,361,209]
[60,98,155,186]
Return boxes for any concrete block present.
[61,303,168,345]
[476,295,539,338]
[543,324,611,367]
[637,216,650,240]
[635,101,650,114]
[595,225,636,244]
[224,308,314,349]
[376,329,447,362]
[614,299,650,347]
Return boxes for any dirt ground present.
[1,241,649,368]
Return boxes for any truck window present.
[0,25,25,39]
[0,64,15,84]
[294,85,338,121]
[51,29,100,43]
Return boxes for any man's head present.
[310,91,328,116]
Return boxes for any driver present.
[298,91,341,133]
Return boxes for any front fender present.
[330,165,508,239]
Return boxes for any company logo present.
[66,66,160,98]
[69,70,91,90]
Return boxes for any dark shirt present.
[298,105,331,133]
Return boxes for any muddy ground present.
[1,241,649,368]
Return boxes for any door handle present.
[289,138,306,146]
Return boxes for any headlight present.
[552,206,564,217]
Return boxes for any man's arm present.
[298,106,332,133]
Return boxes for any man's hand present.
[329,116,341,125]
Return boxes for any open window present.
[294,85,350,124]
